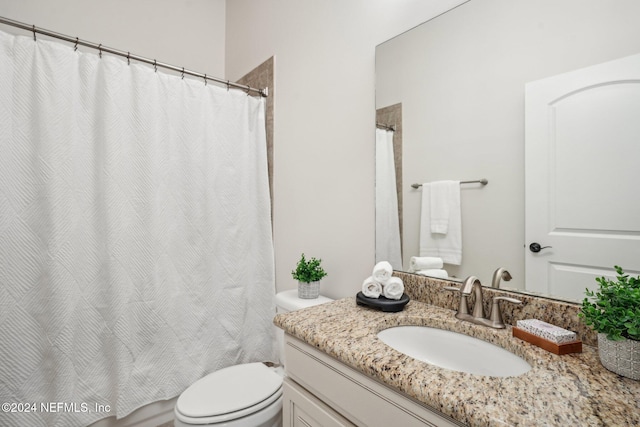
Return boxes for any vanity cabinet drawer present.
[284,335,464,427]
[283,378,355,427]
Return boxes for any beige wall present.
[225,0,466,299]
[0,0,226,77]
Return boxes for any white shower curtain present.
[0,30,275,427]
[375,128,402,270]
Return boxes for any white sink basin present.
[377,326,531,377]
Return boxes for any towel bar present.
[411,179,488,189]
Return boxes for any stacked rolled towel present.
[362,276,383,298]
[383,276,404,300]
[372,261,393,284]
[409,256,443,273]
[360,261,405,300]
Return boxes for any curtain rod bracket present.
[376,122,396,132]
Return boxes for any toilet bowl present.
[174,290,333,427]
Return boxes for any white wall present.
[225,0,467,299]
[0,0,226,77]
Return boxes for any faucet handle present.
[443,286,470,316]
[489,296,523,329]
[494,296,522,304]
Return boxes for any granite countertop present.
[274,297,640,427]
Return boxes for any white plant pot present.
[597,333,640,380]
[298,281,320,299]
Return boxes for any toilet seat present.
[175,362,283,425]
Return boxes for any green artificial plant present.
[291,253,328,284]
[579,265,640,341]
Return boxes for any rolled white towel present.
[383,276,405,300]
[361,276,382,299]
[372,261,393,285]
[415,269,448,279]
[409,256,443,272]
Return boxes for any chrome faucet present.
[446,276,522,329]
[491,267,512,288]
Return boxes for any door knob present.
[529,242,552,253]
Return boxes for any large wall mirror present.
[375,0,640,303]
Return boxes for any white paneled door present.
[525,53,640,302]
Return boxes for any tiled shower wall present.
[237,56,275,210]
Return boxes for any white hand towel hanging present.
[419,181,462,265]
[430,180,458,234]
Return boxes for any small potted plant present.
[579,265,640,380]
[291,253,328,299]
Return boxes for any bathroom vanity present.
[274,290,640,426]
[282,333,462,427]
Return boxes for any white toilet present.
[174,289,333,427]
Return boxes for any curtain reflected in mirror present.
[375,127,402,270]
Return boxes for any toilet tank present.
[275,289,333,313]
[273,289,333,365]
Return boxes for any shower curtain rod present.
[0,16,268,97]
[376,122,396,131]
[411,179,488,189]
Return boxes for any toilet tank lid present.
[274,289,333,312]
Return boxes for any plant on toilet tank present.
[291,253,327,299]
[580,265,640,380]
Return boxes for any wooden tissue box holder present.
[512,327,582,355]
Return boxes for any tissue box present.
[516,319,577,344]
[512,326,582,355]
